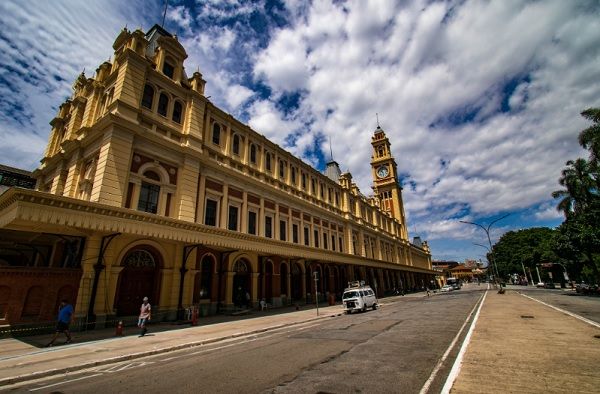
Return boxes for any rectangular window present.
[331,234,336,251]
[205,199,218,226]
[248,211,257,235]
[292,224,299,243]
[265,216,272,238]
[302,173,306,189]
[304,227,309,246]
[314,229,319,248]
[280,220,287,241]
[279,160,285,178]
[228,205,238,231]
[138,182,160,214]
[323,232,328,249]
[339,237,343,253]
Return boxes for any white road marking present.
[29,373,102,391]
[519,293,600,329]
[440,290,488,394]
[419,290,486,394]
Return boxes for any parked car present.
[544,282,556,289]
[441,285,453,292]
[342,281,378,313]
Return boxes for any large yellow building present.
[0,25,434,328]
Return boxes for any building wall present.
[0,25,433,327]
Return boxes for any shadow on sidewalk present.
[1,303,333,350]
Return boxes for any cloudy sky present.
[1,0,599,263]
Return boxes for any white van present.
[342,281,378,313]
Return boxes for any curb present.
[0,311,343,387]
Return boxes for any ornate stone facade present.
[0,25,434,328]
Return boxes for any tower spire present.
[329,136,334,162]
[376,113,380,128]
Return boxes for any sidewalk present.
[0,303,346,386]
[450,289,600,393]
[3,289,597,391]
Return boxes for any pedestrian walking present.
[138,297,151,337]
[46,299,73,347]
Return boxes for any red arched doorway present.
[264,260,273,303]
[291,262,302,302]
[193,254,215,304]
[232,259,251,308]
[115,246,162,316]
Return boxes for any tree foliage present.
[551,108,600,283]
[491,228,560,280]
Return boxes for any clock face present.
[377,166,389,178]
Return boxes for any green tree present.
[491,228,561,281]
[552,108,600,283]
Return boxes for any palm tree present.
[578,108,600,164]
[552,158,594,218]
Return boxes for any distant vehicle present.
[342,281,378,314]
[447,277,461,290]
[544,282,556,289]
[441,285,453,292]
[536,282,545,288]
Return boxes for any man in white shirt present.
[138,297,151,337]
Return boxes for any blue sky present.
[1,0,599,263]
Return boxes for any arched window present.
[200,255,213,300]
[123,249,156,268]
[291,167,296,184]
[141,84,154,109]
[250,144,256,163]
[232,134,240,155]
[265,152,271,171]
[279,160,285,178]
[233,260,249,273]
[158,93,169,116]
[212,123,221,145]
[138,169,162,215]
[172,101,183,124]
[162,59,175,79]
[143,170,161,182]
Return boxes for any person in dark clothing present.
[46,300,73,346]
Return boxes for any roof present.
[0,163,33,177]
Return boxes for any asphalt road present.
[10,287,488,394]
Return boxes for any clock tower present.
[370,125,408,239]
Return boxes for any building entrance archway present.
[232,259,251,308]
[115,247,161,316]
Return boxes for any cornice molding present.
[0,189,434,274]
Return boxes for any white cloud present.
[253,28,309,93]
[225,84,254,108]
[2,0,599,263]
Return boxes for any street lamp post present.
[460,213,510,286]
[473,243,497,283]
